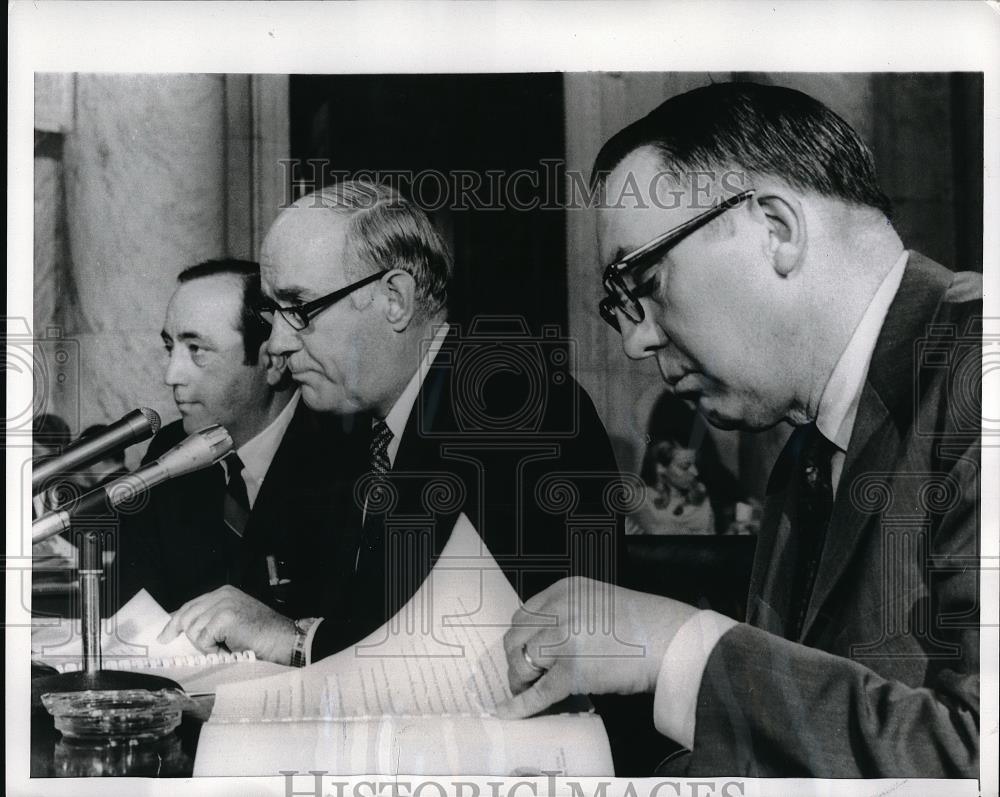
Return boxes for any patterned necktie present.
[223,452,251,538]
[787,422,837,639]
[369,420,393,480]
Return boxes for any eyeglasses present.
[255,270,389,331]
[598,190,755,332]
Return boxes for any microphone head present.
[140,407,162,435]
[155,424,234,479]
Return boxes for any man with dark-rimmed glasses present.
[164,180,624,670]
[499,81,981,779]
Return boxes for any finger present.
[493,671,570,720]
[509,602,559,632]
[505,605,560,664]
[193,612,232,654]
[183,606,220,651]
[507,653,546,696]
[157,593,215,643]
[519,578,570,614]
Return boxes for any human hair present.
[302,181,453,317]
[640,439,679,489]
[32,412,71,449]
[592,81,891,216]
[176,259,271,365]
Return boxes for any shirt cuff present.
[303,617,323,666]
[652,610,739,750]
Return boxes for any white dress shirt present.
[220,391,300,509]
[379,323,451,467]
[651,251,909,750]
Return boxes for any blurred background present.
[31,71,984,503]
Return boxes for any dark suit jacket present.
[687,253,981,776]
[311,324,626,660]
[114,402,369,618]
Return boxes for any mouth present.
[673,374,701,394]
[663,369,698,392]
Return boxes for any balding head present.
[260,181,452,418]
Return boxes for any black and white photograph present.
[7,3,998,796]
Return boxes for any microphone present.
[32,425,233,544]
[32,408,162,494]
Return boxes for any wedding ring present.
[521,643,547,674]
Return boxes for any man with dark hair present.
[499,82,980,777]
[160,182,624,670]
[117,259,364,666]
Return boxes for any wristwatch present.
[290,617,319,668]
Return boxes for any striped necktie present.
[223,452,251,538]
[370,420,393,479]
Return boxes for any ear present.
[381,269,418,331]
[752,190,806,277]
[259,343,288,388]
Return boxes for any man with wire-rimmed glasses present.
[498,81,981,778]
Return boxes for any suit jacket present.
[311,324,626,660]
[687,253,981,777]
[114,402,369,618]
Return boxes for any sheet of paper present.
[210,512,520,723]
[195,713,613,777]
[31,588,201,664]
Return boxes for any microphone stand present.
[32,424,233,704]
[32,526,181,706]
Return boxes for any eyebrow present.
[161,330,208,344]
[270,285,312,303]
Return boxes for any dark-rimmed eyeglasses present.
[599,190,755,332]
[255,270,389,331]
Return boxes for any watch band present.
[290,617,319,668]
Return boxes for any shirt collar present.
[235,390,300,504]
[379,323,450,465]
[816,250,908,452]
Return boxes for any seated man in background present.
[159,182,625,670]
[117,259,366,665]
[500,82,980,778]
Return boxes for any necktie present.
[223,452,251,538]
[369,420,393,480]
[787,423,837,639]
[358,420,394,569]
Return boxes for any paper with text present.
[210,512,520,722]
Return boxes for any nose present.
[266,310,303,359]
[619,307,666,361]
[163,349,187,387]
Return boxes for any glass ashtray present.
[41,689,188,742]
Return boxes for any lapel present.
[358,331,457,581]
[385,329,457,478]
[799,252,955,637]
[242,402,305,544]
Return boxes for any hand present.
[157,585,297,665]
[494,577,698,719]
